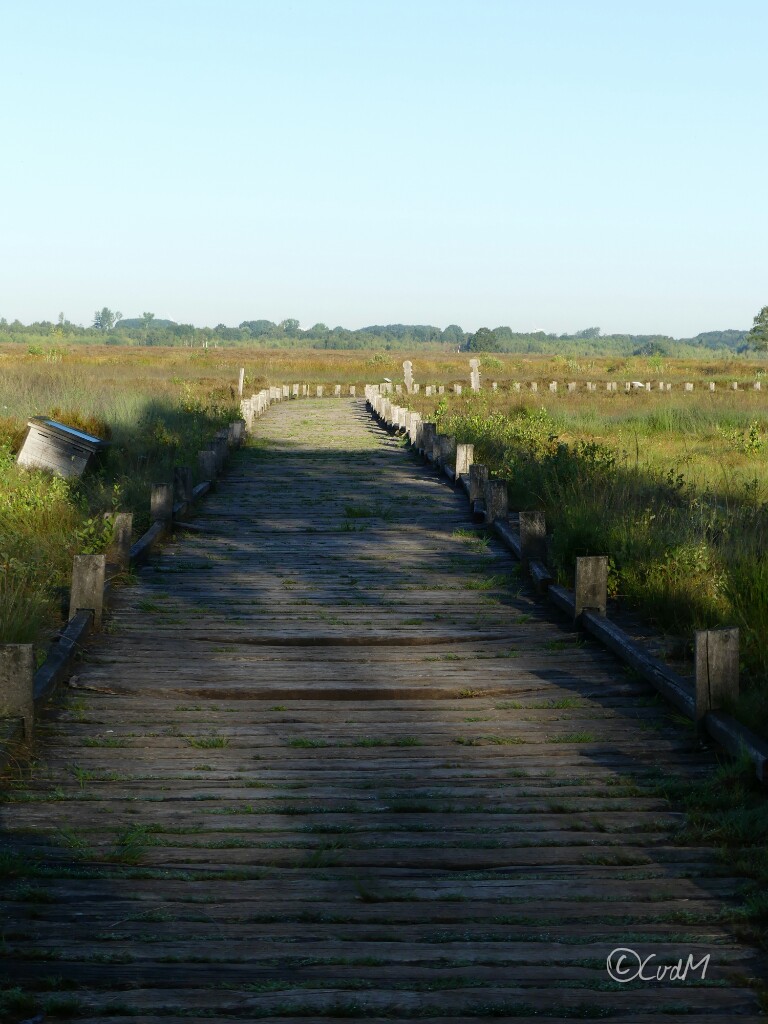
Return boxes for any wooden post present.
[455,443,474,477]
[438,435,456,468]
[199,449,217,484]
[484,480,508,524]
[69,553,106,630]
[214,432,229,470]
[575,556,608,619]
[151,483,174,523]
[0,644,34,739]
[421,422,436,455]
[107,512,133,571]
[238,367,245,398]
[174,466,193,504]
[469,463,488,505]
[519,511,546,563]
[695,628,739,725]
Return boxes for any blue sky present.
[0,0,765,335]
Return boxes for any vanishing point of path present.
[1,398,764,1022]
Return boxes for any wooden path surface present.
[1,399,764,1021]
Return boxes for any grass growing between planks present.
[654,753,768,950]
[423,389,768,739]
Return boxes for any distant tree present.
[466,327,502,352]
[746,306,768,350]
[442,324,464,345]
[240,319,277,337]
[305,322,329,338]
[279,318,300,335]
[573,326,601,340]
[92,307,122,331]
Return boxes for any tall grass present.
[0,349,239,648]
[431,392,768,738]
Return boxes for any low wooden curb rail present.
[0,385,284,757]
[365,386,768,784]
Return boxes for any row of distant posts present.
[237,375,358,417]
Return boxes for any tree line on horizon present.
[0,308,764,357]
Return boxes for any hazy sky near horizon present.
[0,0,765,336]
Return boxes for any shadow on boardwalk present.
[0,400,764,1021]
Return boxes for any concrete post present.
[567,382,577,392]
[238,367,245,398]
[151,483,174,523]
[316,385,324,398]
[575,556,608,619]
[335,384,342,397]
[684,382,693,392]
[455,443,474,476]
[695,628,739,725]
[549,381,558,393]
[453,383,462,395]
[69,553,106,630]
[530,382,538,392]
[0,645,34,738]
[519,511,546,563]
[107,512,133,572]
[469,463,488,505]
[469,358,480,391]
[491,382,497,392]
[403,360,413,393]
[412,383,420,394]
[174,466,193,504]
[709,382,715,391]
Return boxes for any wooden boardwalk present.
[1,399,764,1021]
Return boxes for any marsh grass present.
[428,389,768,738]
